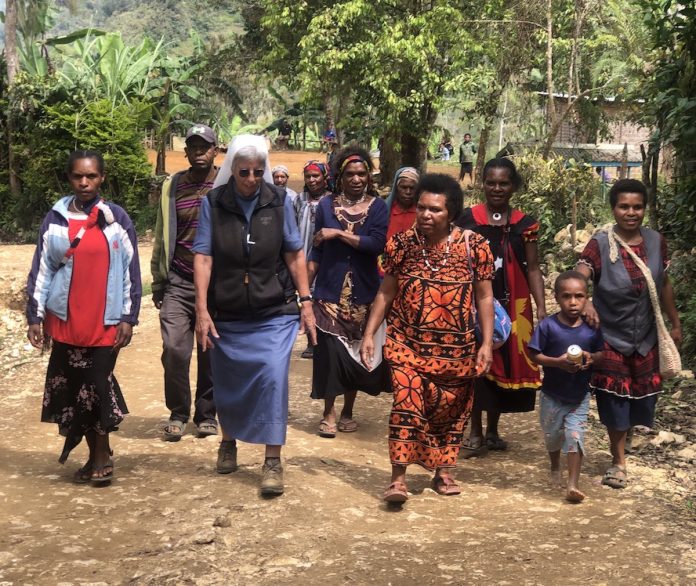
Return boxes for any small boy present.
[529,271,603,503]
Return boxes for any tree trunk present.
[6,0,22,199]
[620,142,629,179]
[5,0,19,84]
[545,0,555,138]
[156,137,167,175]
[641,141,660,229]
[399,104,438,174]
[474,124,491,188]
[379,126,401,187]
[400,130,427,174]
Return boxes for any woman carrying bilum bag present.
[576,179,681,490]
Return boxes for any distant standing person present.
[272,165,298,201]
[440,142,450,161]
[152,124,219,441]
[458,133,477,186]
[26,150,141,485]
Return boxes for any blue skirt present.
[210,314,299,445]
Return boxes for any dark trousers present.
[160,271,215,424]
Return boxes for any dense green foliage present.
[3,71,152,237]
[513,152,607,251]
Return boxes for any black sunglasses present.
[239,168,265,178]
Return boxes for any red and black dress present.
[456,205,542,412]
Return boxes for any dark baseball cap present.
[185,124,217,145]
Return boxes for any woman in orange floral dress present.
[361,174,495,503]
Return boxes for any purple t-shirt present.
[528,314,603,403]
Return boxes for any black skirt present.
[473,377,537,413]
[310,330,389,399]
[41,341,127,462]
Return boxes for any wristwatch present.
[298,294,313,303]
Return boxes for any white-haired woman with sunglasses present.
[193,135,317,497]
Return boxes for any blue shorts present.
[539,392,590,454]
[594,390,658,432]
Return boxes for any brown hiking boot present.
[216,440,238,474]
[260,460,284,496]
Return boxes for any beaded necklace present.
[419,225,453,272]
[339,193,367,208]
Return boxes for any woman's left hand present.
[475,343,493,376]
[301,302,317,346]
[313,228,340,247]
[670,326,683,348]
[536,306,547,322]
[113,322,133,351]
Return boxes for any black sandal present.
[73,460,93,484]
[91,458,114,486]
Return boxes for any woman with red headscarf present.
[308,146,389,437]
[294,160,333,359]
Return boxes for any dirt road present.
[0,152,693,584]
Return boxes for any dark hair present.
[414,173,464,221]
[554,270,588,295]
[482,157,522,190]
[609,178,648,208]
[67,150,105,175]
[333,144,375,195]
[464,133,471,138]
[333,144,374,178]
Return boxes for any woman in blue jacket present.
[308,146,389,437]
[26,150,141,486]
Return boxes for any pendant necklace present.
[71,199,85,213]
[420,226,453,272]
[487,204,507,223]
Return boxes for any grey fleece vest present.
[593,228,663,356]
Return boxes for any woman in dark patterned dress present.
[576,179,681,489]
[308,146,389,437]
[456,158,546,456]
[362,173,494,503]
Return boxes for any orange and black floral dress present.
[382,226,494,470]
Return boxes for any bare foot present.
[566,487,586,503]
[549,469,563,488]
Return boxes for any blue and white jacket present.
[26,195,142,326]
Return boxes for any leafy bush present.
[511,151,610,253]
[5,74,152,239]
[667,251,696,366]
[657,180,696,251]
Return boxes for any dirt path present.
[0,174,694,584]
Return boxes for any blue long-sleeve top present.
[309,195,388,305]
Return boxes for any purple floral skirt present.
[41,341,128,463]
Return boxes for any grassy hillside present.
[49,0,243,52]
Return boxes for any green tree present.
[260,0,486,182]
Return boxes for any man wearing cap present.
[271,165,298,201]
[151,124,219,441]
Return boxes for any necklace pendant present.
[492,212,502,221]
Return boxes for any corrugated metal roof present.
[497,142,642,165]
